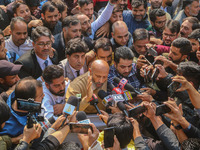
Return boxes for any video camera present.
[17,98,44,128]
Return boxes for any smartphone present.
[156,104,171,116]
[148,47,158,57]
[128,105,146,118]
[104,127,115,148]
[69,123,93,134]
[167,81,180,97]
[151,67,159,83]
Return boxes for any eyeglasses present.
[163,33,177,38]
[37,42,51,48]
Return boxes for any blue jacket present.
[123,10,150,34]
[0,92,27,137]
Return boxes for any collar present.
[35,54,50,63]
[69,63,84,77]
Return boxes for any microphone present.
[76,111,91,124]
[113,77,141,95]
[76,94,82,111]
[117,101,129,117]
[61,96,78,127]
[108,82,124,94]
[63,96,78,116]
[40,116,55,132]
[89,94,101,114]
[98,90,113,107]
[123,91,137,101]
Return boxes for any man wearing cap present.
[0,60,22,100]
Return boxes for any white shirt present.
[35,55,53,71]
[41,80,70,120]
[5,36,33,57]
[69,64,84,78]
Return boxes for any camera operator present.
[0,77,44,145]
[15,112,78,150]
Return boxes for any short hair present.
[131,0,147,9]
[94,38,112,53]
[31,26,52,42]
[112,5,123,14]
[182,17,199,29]
[51,0,68,14]
[114,47,134,64]
[164,19,180,34]
[13,1,27,14]
[0,101,10,127]
[181,138,200,150]
[172,37,192,55]
[133,28,149,42]
[65,38,89,56]
[10,17,27,31]
[112,21,127,33]
[78,0,93,7]
[183,0,199,9]
[42,65,64,84]
[42,1,58,15]
[107,113,133,148]
[149,9,166,22]
[62,16,80,28]
[15,77,42,100]
[177,61,200,89]
[188,29,200,41]
[58,141,81,150]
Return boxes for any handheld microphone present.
[76,111,91,124]
[62,96,78,127]
[117,101,129,117]
[76,94,82,111]
[63,96,78,116]
[40,116,55,132]
[113,77,141,95]
[108,82,124,94]
[98,90,113,107]
[89,94,101,114]
[123,91,137,101]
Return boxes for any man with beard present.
[42,65,70,120]
[148,0,171,20]
[52,16,82,61]
[41,1,62,35]
[188,29,200,63]
[15,26,58,79]
[123,0,150,34]
[147,9,167,39]
[174,0,199,24]
[155,37,192,74]
[5,17,33,57]
[179,17,199,38]
[108,46,143,89]
[13,1,43,31]
[65,59,110,113]
[162,19,180,46]
[58,38,88,81]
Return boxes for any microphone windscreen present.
[107,82,115,91]
[113,77,121,84]
[67,96,79,106]
[117,101,126,111]
[48,116,55,124]
[98,90,108,99]
[76,111,88,121]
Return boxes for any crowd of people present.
[0,0,200,149]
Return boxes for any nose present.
[124,67,129,72]
[15,75,20,82]
[76,31,81,37]
[52,16,56,21]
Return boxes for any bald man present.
[111,21,133,51]
[65,60,109,113]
